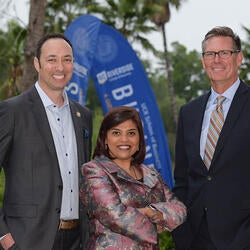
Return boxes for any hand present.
[137,207,148,216]
[157,225,168,233]
[137,206,163,222]
[0,233,15,250]
[147,206,163,223]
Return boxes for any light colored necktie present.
[203,96,226,168]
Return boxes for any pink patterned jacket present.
[80,156,186,250]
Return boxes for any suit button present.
[207,176,212,181]
[56,208,61,213]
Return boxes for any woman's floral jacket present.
[80,156,186,250]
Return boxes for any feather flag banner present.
[65,14,173,188]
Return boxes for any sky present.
[3,0,250,53]
[165,0,250,52]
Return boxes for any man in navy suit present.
[0,33,92,250]
[172,26,250,249]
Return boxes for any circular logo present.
[95,35,118,63]
[72,28,90,56]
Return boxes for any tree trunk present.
[161,23,178,131]
[19,0,47,92]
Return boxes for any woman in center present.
[80,106,186,249]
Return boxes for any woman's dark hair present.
[93,106,146,165]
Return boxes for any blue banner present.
[65,14,173,188]
[65,15,101,104]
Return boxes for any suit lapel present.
[196,93,211,146]
[28,87,58,157]
[69,100,92,167]
[194,93,211,172]
[212,81,249,167]
[69,101,84,167]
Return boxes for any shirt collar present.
[35,82,69,108]
[210,78,240,105]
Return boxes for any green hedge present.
[159,231,175,249]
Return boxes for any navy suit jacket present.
[0,86,92,250]
[172,81,250,250]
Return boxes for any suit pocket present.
[4,204,37,217]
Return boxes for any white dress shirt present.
[200,79,240,159]
[35,82,79,220]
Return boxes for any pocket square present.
[84,129,89,138]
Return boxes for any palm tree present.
[45,0,96,33]
[86,0,160,56]
[0,20,26,99]
[20,0,99,91]
[240,26,250,86]
[147,0,186,131]
[88,0,187,130]
[20,0,47,92]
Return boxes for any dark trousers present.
[189,215,217,250]
[52,226,81,250]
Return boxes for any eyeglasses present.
[202,50,240,60]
